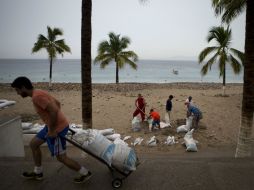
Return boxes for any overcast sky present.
[0,0,245,60]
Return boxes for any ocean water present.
[0,59,243,83]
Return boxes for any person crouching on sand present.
[148,109,161,131]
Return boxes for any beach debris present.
[146,136,157,146]
[132,137,144,146]
[183,129,198,152]
[164,136,176,145]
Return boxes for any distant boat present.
[172,69,179,75]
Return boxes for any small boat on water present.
[172,69,179,75]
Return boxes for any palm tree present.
[32,26,71,89]
[199,26,244,96]
[81,0,92,129]
[94,32,138,84]
[80,0,147,129]
[212,0,254,157]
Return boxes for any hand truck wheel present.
[112,178,122,189]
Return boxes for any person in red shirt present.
[149,109,161,130]
[133,94,146,121]
[11,76,91,183]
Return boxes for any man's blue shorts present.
[36,126,69,156]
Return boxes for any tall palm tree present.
[212,0,254,157]
[32,26,71,89]
[80,0,147,129]
[199,26,244,96]
[94,32,138,84]
[81,0,92,129]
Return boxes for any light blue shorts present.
[36,126,69,156]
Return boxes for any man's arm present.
[45,102,58,136]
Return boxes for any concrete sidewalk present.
[1,146,254,190]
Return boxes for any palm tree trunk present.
[49,57,53,89]
[235,0,254,157]
[116,60,119,84]
[81,0,92,129]
[223,65,226,96]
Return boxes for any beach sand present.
[0,82,244,155]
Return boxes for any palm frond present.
[120,51,138,62]
[221,0,246,23]
[229,54,242,74]
[94,53,113,64]
[198,46,218,63]
[97,41,111,54]
[230,48,244,64]
[55,39,71,53]
[200,52,219,76]
[99,58,113,69]
[121,56,138,70]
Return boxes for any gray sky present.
[0,0,245,60]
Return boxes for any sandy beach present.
[0,82,244,155]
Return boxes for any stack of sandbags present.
[73,129,115,166]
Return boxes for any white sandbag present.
[0,99,16,109]
[184,129,198,152]
[99,128,115,136]
[123,136,131,141]
[133,137,143,146]
[114,138,128,146]
[21,122,33,130]
[176,116,193,133]
[186,116,193,130]
[164,112,170,124]
[132,117,141,132]
[112,143,137,173]
[106,133,121,141]
[164,136,176,145]
[176,125,188,133]
[147,136,157,146]
[160,121,171,129]
[73,129,115,165]
[22,123,44,134]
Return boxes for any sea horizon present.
[0,58,244,84]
